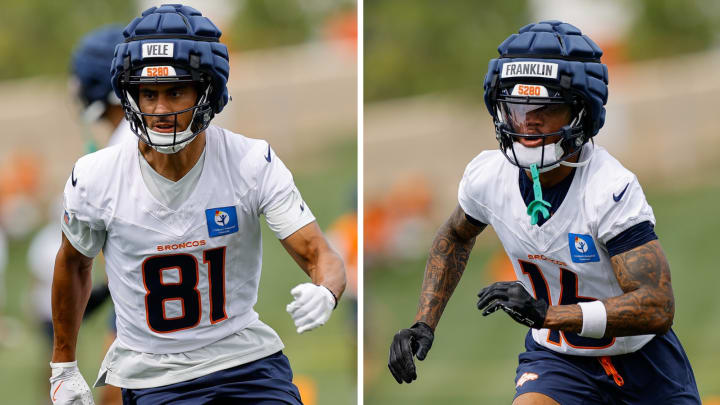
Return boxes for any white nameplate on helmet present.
[511,84,549,97]
[141,66,177,77]
[501,62,558,79]
[142,43,174,59]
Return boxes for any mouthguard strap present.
[526,163,552,225]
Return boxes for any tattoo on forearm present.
[605,240,674,336]
[544,304,582,332]
[415,206,485,329]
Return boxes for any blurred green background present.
[0,0,356,80]
[0,1,357,404]
[364,0,720,403]
[365,0,720,101]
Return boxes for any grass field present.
[0,135,357,405]
[365,183,720,404]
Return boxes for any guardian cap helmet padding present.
[71,25,124,122]
[483,20,608,170]
[110,4,230,153]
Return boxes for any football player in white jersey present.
[389,21,700,404]
[50,5,345,405]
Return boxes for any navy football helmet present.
[70,25,124,122]
[110,4,230,153]
[483,21,609,171]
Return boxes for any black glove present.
[388,322,434,384]
[476,281,548,328]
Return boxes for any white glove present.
[286,283,336,334]
[49,361,94,405]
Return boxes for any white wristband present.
[50,361,78,369]
[578,301,607,338]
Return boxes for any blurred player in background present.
[69,25,136,150]
[30,24,133,405]
[389,21,700,404]
[50,4,345,405]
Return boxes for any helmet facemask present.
[493,83,589,172]
[119,64,215,154]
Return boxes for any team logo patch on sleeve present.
[568,233,600,263]
[205,206,239,237]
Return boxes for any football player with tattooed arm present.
[50,4,345,405]
[389,21,700,404]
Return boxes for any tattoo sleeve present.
[544,240,675,336]
[603,239,674,336]
[414,205,486,330]
[545,240,674,336]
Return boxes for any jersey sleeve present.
[457,152,494,224]
[605,221,658,256]
[595,175,655,246]
[256,143,315,238]
[61,164,107,258]
[264,187,316,240]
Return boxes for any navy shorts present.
[514,329,700,404]
[121,351,303,405]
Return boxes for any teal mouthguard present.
[526,164,551,226]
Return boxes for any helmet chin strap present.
[124,85,212,154]
[558,142,594,168]
[146,126,194,154]
[512,140,594,173]
[510,141,563,173]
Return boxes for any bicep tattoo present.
[605,240,674,336]
[415,205,486,329]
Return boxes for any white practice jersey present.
[458,143,656,356]
[106,118,136,147]
[62,125,314,355]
